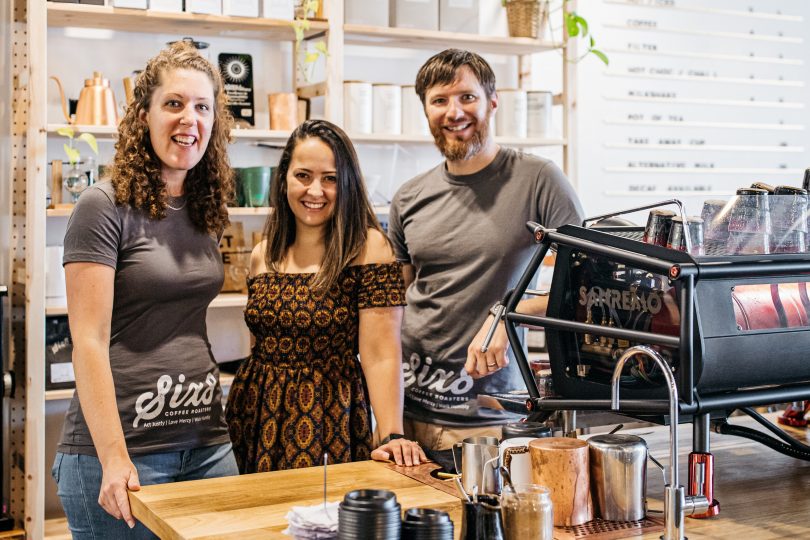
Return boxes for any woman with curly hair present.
[52,42,238,539]
[225,120,425,473]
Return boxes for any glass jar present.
[501,484,553,540]
[63,162,88,203]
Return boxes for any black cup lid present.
[649,209,676,217]
[774,186,809,196]
[736,187,769,196]
[342,489,399,510]
[403,508,452,524]
[502,422,551,440]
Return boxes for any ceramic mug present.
[500,437,535,487]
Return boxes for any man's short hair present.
[414,49,496,106]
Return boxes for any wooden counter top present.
[129,412,810,539]
[129,460,460,539]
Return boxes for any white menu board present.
[575,0,809,217]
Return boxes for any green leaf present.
[304,52,319,64]
[293,24,304,43]
[306,0,319,13]
[589,35,595,47]
[591,49,609,66]
[56,126,74,139]
[78,132,99,155]
[64,144,80,165]
[565,14,579,37]
[314,41,329,56]
[574,15,588,36]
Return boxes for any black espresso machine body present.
[504,223,810,421]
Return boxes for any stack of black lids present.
[401,508,454,540]
[338,489,401,540]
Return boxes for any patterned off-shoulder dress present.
[225,262,406,473]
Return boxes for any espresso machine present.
[485,196,810,540]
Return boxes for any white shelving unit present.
[12,2,574,537]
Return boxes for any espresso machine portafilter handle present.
[480,288,549,353]
[611,346,709,540]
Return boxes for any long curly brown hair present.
[110,41,234,235]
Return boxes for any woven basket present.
[505,0,548,39]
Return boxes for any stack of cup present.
[667,216,705,256]
[701,199,731,246]
[770,186,808,253]
[643,209,676,247]
[338,490,401,539]
[401,508,453,540]
[727,188,771,255]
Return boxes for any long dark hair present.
[263,119,385,292]
[111,41,234,235]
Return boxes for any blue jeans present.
[53,443,238,540]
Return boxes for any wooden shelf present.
[47,125,565,148]
[348,132,566,147]
[47,124,292,142]
[47,3,328,40]
[226,207,272,216]
[344,24,560,55]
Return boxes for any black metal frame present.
[503,224,810,422]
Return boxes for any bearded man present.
[387,49,584,450]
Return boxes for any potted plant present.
[56,126,99,203]
[291,0,329,83]
[502,0,608,65]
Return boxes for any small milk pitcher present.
[453,436,501,495]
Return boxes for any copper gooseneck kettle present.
[50,72,119,126]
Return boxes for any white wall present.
[574,0,810,219]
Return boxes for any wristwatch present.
[381,433,405,444]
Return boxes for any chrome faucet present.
[611,346,709,540]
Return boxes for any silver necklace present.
[167,196,187,211]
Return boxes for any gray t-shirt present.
[388,148,584,426]
[58,182,231,456]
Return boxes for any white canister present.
[372,83,402,135]
[343,81,373,134]
[401,85,430,136]
[45,245,66,300]
[496,89,528,138]
[528,90,553,138]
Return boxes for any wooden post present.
[50,160,62,208]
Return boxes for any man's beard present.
[430,110,491,162]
